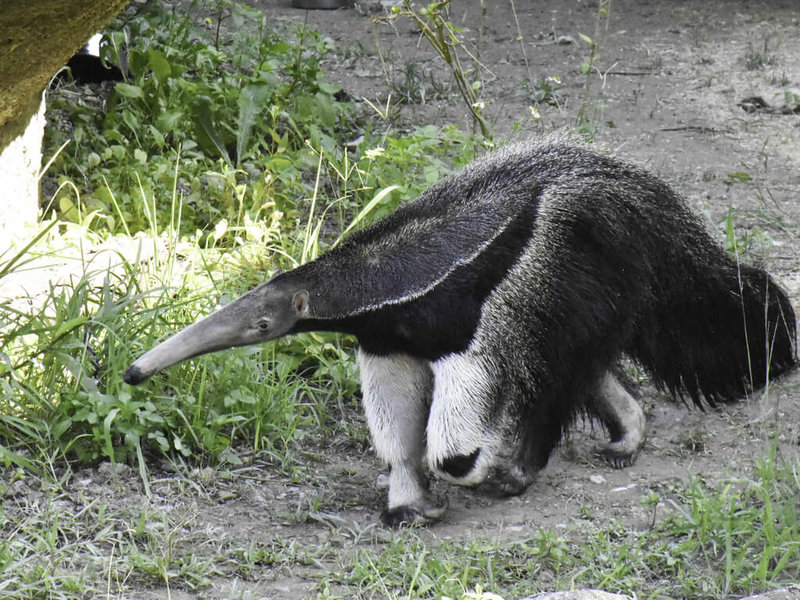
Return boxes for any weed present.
[381,0,492,139]
[743,39,778,71]
[529,75,564,107]
[576,0,618,129]
[508,0,533,91]
[390,59,453,105]
[677,426,708,454]
[0,475,221,598]
[663,447,800,596]
[719,207,772,259]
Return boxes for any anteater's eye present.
[257,317,271,331]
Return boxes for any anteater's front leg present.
[357,350,445,525]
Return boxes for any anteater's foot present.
[592,372,646,470]
[599,437,640,469]
[381,497,447,527]
[484,463,537,497]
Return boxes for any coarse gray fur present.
[124,138,796,526]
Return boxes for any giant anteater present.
[125,139,796,525]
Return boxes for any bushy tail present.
[630,259,796,405]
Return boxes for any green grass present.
[0,466,217,598]
[0,200,353,468]
[2,448,797,599]
[743,39,778,71]
[316,448,800,599]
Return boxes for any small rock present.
[738,96,769,113]
[521,591,632,600]
[97,461,132,479]
[589,473,606,485]
[610,483,636,493]
[738,586,800,600]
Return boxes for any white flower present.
[365,147,385,160]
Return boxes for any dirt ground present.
[8,1,800,598]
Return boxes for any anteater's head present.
[123,281,310,385]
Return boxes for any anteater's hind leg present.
[482,371,646,490]
[590,371,646,468]
[357,350,445,526]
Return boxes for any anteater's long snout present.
[122,306,254,385]
[123,362,152,385]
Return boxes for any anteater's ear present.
[293,290,310,318]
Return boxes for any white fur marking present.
[357,350,433,508]
[427,352,499,485]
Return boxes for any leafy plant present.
[44,0,351,237]
[530,75,564,107]
[0,221,310,467]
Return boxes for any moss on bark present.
[0,0,129,149]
